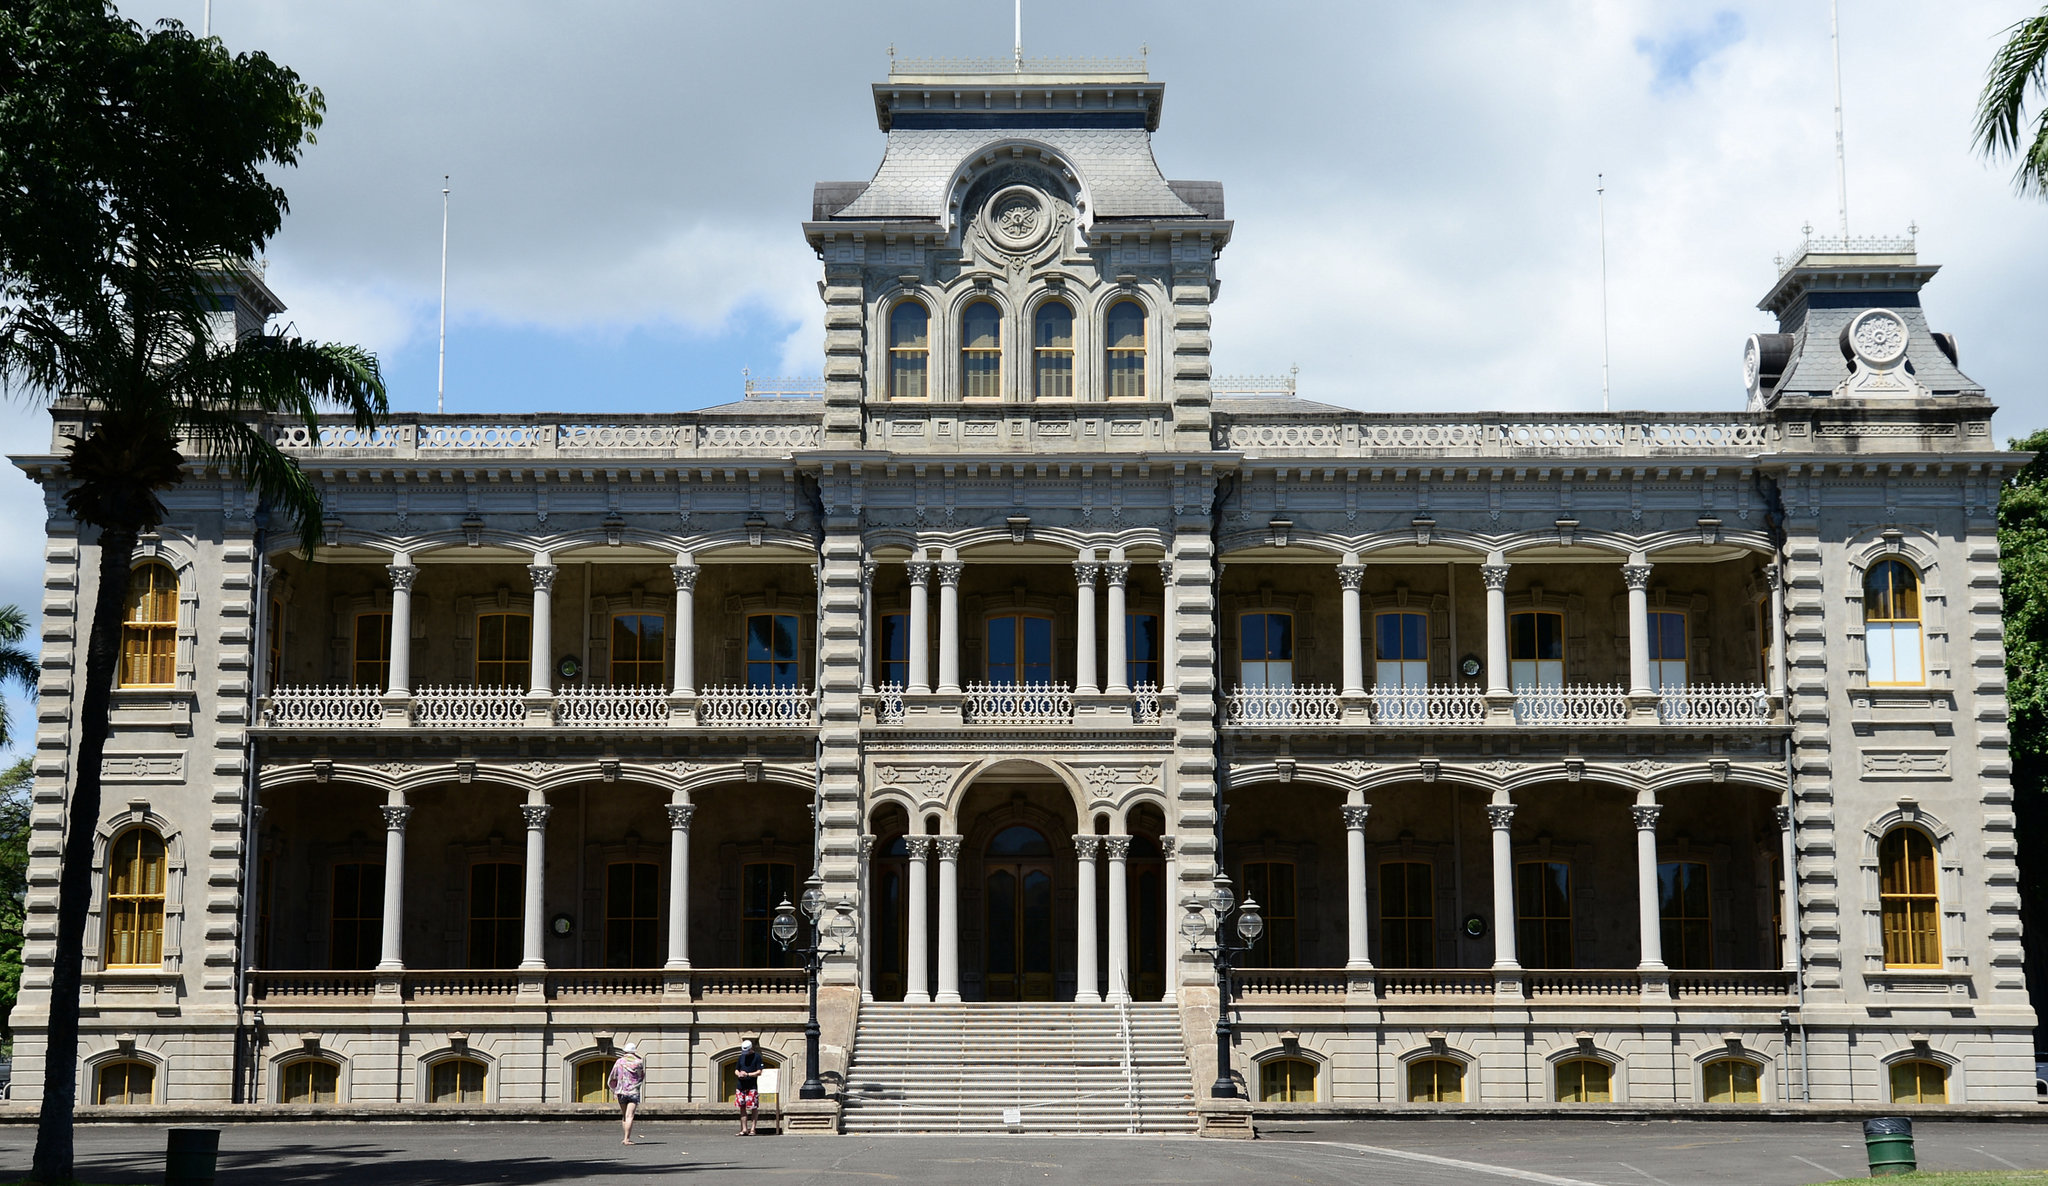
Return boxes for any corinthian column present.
[904,837,931,1002]
[1634,800,1665,970]
[906,561,932,695]
[937,557,963,694]
[1105,835,1132,1003]
[1337,563,1366,696]
[1344,803,1372,969]
[935,835,963,1003]
[1073,836,1101,1003]
[1488,800,1518,969]
[385,561,416,697]
[377,801,410,971]
[1105,558,1130,694]
[527,559,557,697]
[520,801,552,970]
[664,802,694,969]
[1074,560,1100,694]
[671,560,699,696]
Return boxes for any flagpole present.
[437,177,449,415]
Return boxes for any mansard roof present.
[823,127,1204,223]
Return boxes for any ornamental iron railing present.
[264,685,382,728]
[1223,684,1343,726]
[554,684,671,727]
[696,684,816,727]
[412,685,527,728]
[872,682,907,724]
[1511,684,1630,726]
[1132,682,1165,724]
[962,681,1075,725]
[1365,686,1487,725]
[1656,683,1774,726]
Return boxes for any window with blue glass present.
[1649,611,1688,690]
[746,613,800,687]
[1239,612,1294,686]
[1375,611,1428,689]
[1127,612,1161,687]
[987,615,1054,685]
[877,612,909,687]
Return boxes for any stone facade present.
[6,58,2034,1115]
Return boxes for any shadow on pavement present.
[61,1144,735,1185]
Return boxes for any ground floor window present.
[96,1060,155,1105]
[720,1054,780,1105]
[429,1057,487,1104]
[1258,1057,1318,1103]
[1556,1059,1612,1103]
[575,1056,617,1104]
[1407,1058,1464,1103]
[281,1059,339,1105]
[1702,1058,1760,1103]
[1889,1060,1948,1104]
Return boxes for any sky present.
[3,0,2046,755]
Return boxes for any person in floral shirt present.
[608,1042,646,1144]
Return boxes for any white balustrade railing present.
[554,684,671,727]
[1223,684,1343,726]
[872,682,906,724]
[264,685,382,728]
[272,415,821,457]
[962,681,1074,725]
[1365,686,1487,725]
[1512,684,1630,726]
[1656,683,1773,726]
[696,684,816,727]
[1132,682,1165,724]
[412,684,527,728]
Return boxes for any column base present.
[1626,691,1662,722]
[1106,992,1132,1005]
[935,991,962,1004]
[1483,691,1517,724]
[1640,970,1672,1001]
[904,992,932,1004]
[1074,992,1102,1004]
[516,970,547,1001]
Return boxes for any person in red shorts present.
[732,1037,765,1135]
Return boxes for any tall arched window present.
[1703,1057,1760,1103]
[1889,1059,1947,1104]
[888,301,930,400]
[1864,560,1924,685]
[1407,1058,1464,1102]
[429,1057,487,1104]
[961,300,1001,399]
[281,1058,340,1105]
[1556,1058,1612,1103]
[1033,300,1074,399]
[1259,1057,1318,1102]
[1103,300,1146,399]
[1879,826,1940,968]
[120,563,178,688]
[106,827,167,968]
[97,1060,156,1105]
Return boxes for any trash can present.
[165,1127,220,1186]
[1863,1116,1916,1177]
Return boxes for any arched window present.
[1889,1059,1947,1104]
[1407,1058,1464,1103]
[281,1058,340,1105]
[1556,1058,1612,1103]
[1864,560,1924,685]
[1703,1058,1760,1103]
[1259,1057,1317,1102]
[1103,300,1146,399]
[1033,300,1075,399]
[106,828,167,968]
[888,301,930,400]
[475,612,532,687]
[1879,827,1941,968]
[429,1057,487,1104]
[120,563,178,688]
[961,300,1001,399]
[720,1052,781,1105]
[96,1059,156,1105]
[575,1056,618,1104]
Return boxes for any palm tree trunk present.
[32,524,138,1182]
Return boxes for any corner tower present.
[806,57,1231,451]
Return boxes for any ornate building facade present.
[8,58,2036,1124]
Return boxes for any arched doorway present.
[984,825,1055,1001]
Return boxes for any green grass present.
[1810,1174,2048,1185]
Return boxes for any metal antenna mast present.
[437,176,450,415]
[1830,0,1849,236]
[203,0,210,36]
[1597,173,1611,413]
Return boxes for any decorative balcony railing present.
[962,681,1075,725]
[1669,970,1796,999]
[412,685,527,728]
[1231,968,1349,997]
[1132,682,1165,724]
[1512,684,1630,726]
[872,682,907,724]
[554,684,670,728]
[1656,683,1774,726]
[1524,969,1643,997]
[1365,686,1488,725]
[1377,970,1496,997]
[1223,684,1343,726]
[1218,412,1771,457]
[271,413,823,458]
[264,685,382,728]
[243,967,810,1003]
[696,684,816,727]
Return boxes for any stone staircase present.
[840,1001,1198,1133]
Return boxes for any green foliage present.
[2001,428,2048,784]
[0,757,31,1050]
[0,605,37,751]
[1975,7,2048,199]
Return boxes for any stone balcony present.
[244,967,809,1006]
[864,682,1171,729]
[258,684,818,734]
[1230,967,1796,1005]
[1221,684,1780,731]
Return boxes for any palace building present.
[7,57,2037,1127]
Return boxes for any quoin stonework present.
[8,57,2036,1125]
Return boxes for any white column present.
[1074,559,1099,694]
[528,558,556,696]
[903,837,931,1003]
[859,834,876,1001]
[1160,836,1179,1001]
[1776,803,1800,972]
[935,835,962,1003]
[1633,798,1665,970]
[1488,799,1518,969]
[1767,562,1787,700]
[520,800,551,970]
[1482,560,1510,698]
[385,561,416,696]
[906,561,932,694]
[1105,836,1132,1003]
[377,801,410,970]
[1344,803,1372,969]
[1073,836,1101,1003]
[1105,559,1130,694]
[664,802,693,970]
[1158,561,1177,692]
[671,559,698,696]
[861,561,877,694]
[1624,556,1654,698]
[937,556,963,694]
[1338,562,1366,696]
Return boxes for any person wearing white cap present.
[608,1041,646,1144]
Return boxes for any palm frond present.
[175,408,326,551]
[1975,11,2048,196]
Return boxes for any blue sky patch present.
[1636,11,1745,91]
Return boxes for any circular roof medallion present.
[983,185,1052,255]
[1742,337,1762,394]
[1848,308,1909,368]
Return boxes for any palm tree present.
[1975,7,2048,198]
[0,605,41,750]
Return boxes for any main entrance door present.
[983,825,1055,1001]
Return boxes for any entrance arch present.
[983,825,1056,1000]
[955,775,1081,1001]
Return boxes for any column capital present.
[1336,565,1366,591]
[905,835,933,859]
[1103,562,1130,588]
[386,564,418,592]
[1341,804,1371,830]
[521,803,553,830]
[1485,802,1516,830]
[906,560,933,584]
[379,804,412,830]
[1158,835,1176,858]
[671,564,700,592]
[1774,804,1793,830]
[666,803,696,831]
[1763,562,1782,590]
[934,835,963,860]
[1630,803,1662,831]
[859,834,876,858]
[937,561,964,587]
[1103,835,1132,860]
[1480,564,1510,591]
[861,560,876,588]
[1073,562,1100,586]
[1073,835,1102,859]
[1621,564,1653,591]
[1159,560,1174,583]
[528,564,559,593]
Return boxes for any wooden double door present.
[983,825,1056,1001]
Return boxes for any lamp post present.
[772,875,856,1101]
[1182,873,1264,1099]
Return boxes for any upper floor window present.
[120,562,177,688]
[1649,611,1687,690]
[746,612,800,688]
[877,612,909,687]
[742,860,796,968]
[1879,826,1940,968]
[475,613,531,687]
[1515,859,1573,969]
[353,612,393,689]
[888,301,929,400]
[1103,300,1146,399]
[1376,611,1428,690]
[1657,860,1711,970]
[468,862,523,970]
[1379,860,1435,968]
[106,827,167,968]
[1239,612,1294,687]
[606,861,660,968]
[1509,610,1564,691]
[987,614,1053,686]
[1127,612,1161,688]
[961,300,1001,399]
[611,613,667,686]
[1034,300,1075,400]
[1239,861,1298,968]
[1864,560,1924,685]
[330,862,384,971]
[267,595,285,689]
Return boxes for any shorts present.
[616,1092,640,1106]
[735,1088,760,1110]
